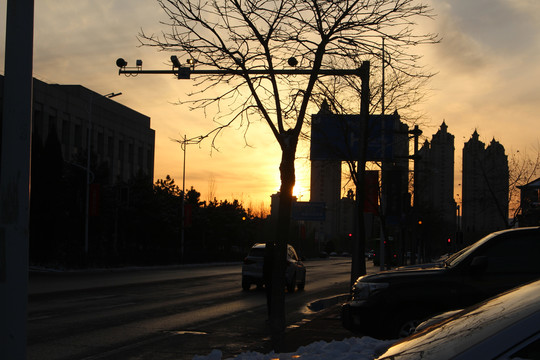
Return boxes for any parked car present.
[375,279,540,359]
[241,243,306,292]
[412,309,462,333]
[341,226,540,339]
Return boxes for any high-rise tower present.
[415,121,456,253]
[462,131,509,241]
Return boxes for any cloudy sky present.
[1,0,539,209]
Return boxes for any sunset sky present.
[1,0,539,210]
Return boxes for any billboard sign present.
[310,113,398,161]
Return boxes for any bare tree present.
[139,0,438,349]
[509,145,540,224]
[207,175,217,204]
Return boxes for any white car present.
[376,279,540,359]
[241,243,306,292]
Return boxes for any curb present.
[281,296,355,353]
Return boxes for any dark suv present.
[341,227,540,339]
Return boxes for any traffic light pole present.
[117,62,364,78]
[117,56,371,314]
[118,58,371,277]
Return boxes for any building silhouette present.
[0,75,155,183]
[415,121,456,253]
[517,177,540,226]
[272,104,514,258]
[310,159,342,245]
[462,131,509,242]
[304,115,512,257]
[0,75,155,266]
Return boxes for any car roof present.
[377,279,540,359]
[250,243,295,249]
[445,226,540,268]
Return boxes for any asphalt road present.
[28,258,357,360]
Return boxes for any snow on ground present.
[193,337,397,360]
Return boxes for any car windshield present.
[444,231,500,268]
[443,246,470,267]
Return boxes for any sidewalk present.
[271,262,384,354]
[280,301,356,353]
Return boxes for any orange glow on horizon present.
[293,184,310,202]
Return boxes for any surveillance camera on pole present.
[170,55,191,79]
[170,55,181,68]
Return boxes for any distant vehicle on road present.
[376,279,540,359]
[365,250,375,260]
[372,249,399,267]
[342,226,540,338]
[241,243,306,292]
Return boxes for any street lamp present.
[176,134,202,262]
[84,92,122,259]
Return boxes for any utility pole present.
[0,0,34,358]
[182,135,186,263]
[351,61,370,285]
[410,124,422,265]
[379,37,387,271]
[175,134,202,263]
[116,55,371,347]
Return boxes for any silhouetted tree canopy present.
[140,0,439,347]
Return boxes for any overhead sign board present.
[310,113,398,161]
[291,202,326,221]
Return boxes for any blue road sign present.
[310,113,398,161]
[292,202,326,221]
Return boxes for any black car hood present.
[360,264,447,282]
[396,262,445,270]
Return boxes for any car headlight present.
[351,280,389,302]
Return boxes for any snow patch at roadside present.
[193,337,396,360]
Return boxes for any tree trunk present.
[270,133,297,351]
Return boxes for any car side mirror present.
[470,256,488,275]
